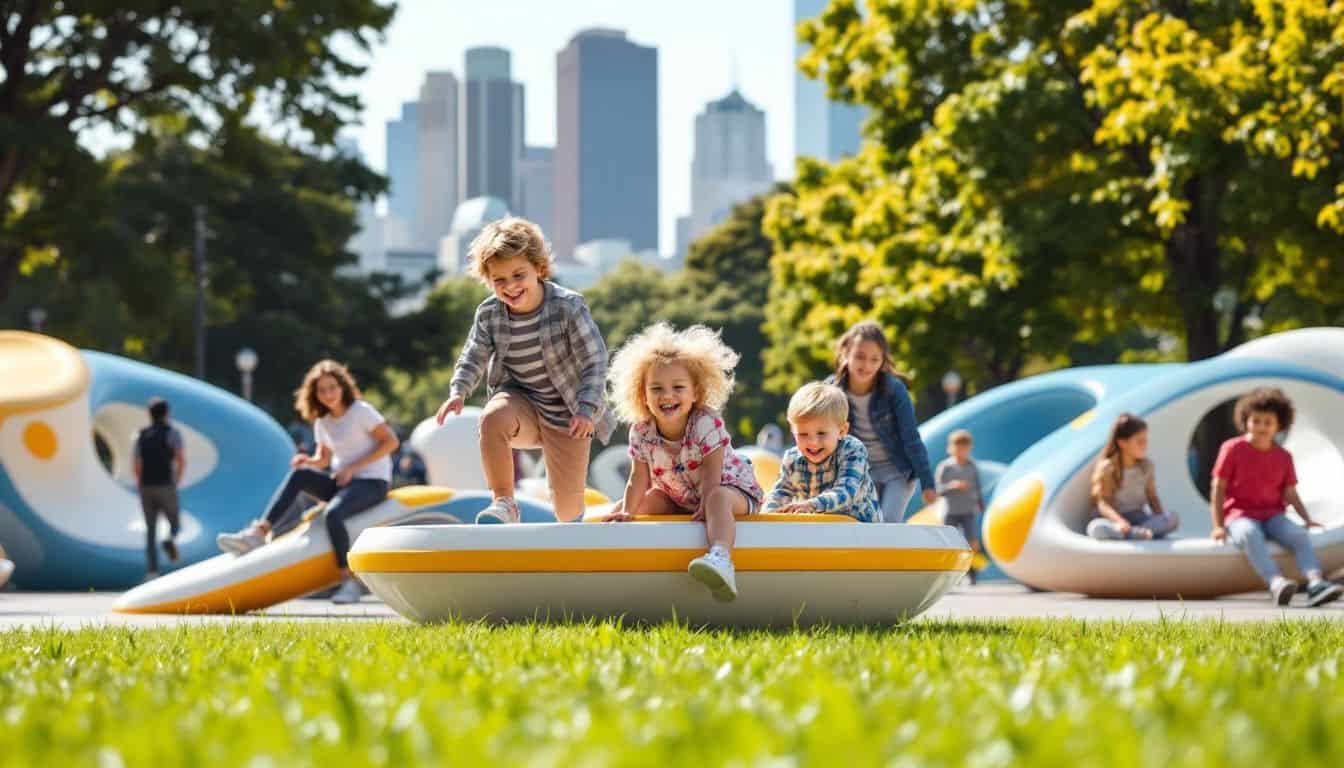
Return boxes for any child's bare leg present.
[640,489,681,516]
[704,486,747,551]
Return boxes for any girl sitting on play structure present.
[217,360,398,604]
[1086,413,1178,540]
[826,321,937,522]
[605,323,764,603]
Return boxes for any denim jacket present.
[825,371,935,491]
[450,281,615,443]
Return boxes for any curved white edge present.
[360,571,963,627]
[350,521,972,553]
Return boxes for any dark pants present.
[263,468,388,569]
[139,485,180,573]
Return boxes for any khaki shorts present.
[482,390,591,502]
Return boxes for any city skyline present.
[348,0,800,256]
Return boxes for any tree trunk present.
[1163,174,1223,361]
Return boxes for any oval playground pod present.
[349,514,972,628]
[981,328,1344,598]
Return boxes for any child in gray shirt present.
[935,430,984,582]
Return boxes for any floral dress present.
[627,406,763,511]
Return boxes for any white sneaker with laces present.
[331,577,364,605]
[217,521,268,555]
[688,547,738,602]
[1270,576,1296,606]
[0,558,13,589]
[476,497,521,524]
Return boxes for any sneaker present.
[217,521,268,555]
[1306,580,1343,608]
[161,539,179,563]
[331,577,363,605]
[688,547,738,602]
[476,497,520,525]
[1270,576,1296,606]
[0,558,13,588]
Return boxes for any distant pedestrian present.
[134,397,186,580]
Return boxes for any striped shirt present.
[502,306,571,427]
[763,435,880,522]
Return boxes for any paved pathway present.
[2,583,1340,630]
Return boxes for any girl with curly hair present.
[216,360,399,604]
[606,323,763,602]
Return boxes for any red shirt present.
[1211,436,1297,522]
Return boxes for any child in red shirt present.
[1211,388,1341,607]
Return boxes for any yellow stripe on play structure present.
[579,510,857,523]
[349,546,972,574]
[113,555,342,615]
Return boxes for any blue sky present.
[348,0,801,254]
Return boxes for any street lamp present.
[28,307,46,333]
[941,370,964,409]
[235,347,258,402]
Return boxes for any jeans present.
[878,477,917,523]
[138,485,180,573]
[1087,511,1178,540]
[1226,515,1321,585]
[262,468,389,569]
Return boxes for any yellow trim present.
[906,507,941,526]
[580,511,857,524]
[349,547,971,574]
[0,332,89,425]
[1070,409,1097,429]
[584,488,611,506]
[114,555,342,615]
[983,475,1043,563]
[388,485,455,507]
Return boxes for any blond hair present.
[949,429,973,446]
[786,382,849,427]
[467,217,552,283]
[608,323,739,424]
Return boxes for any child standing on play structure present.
[606,322,764,602]
[436,217,614,524]
[1086,414,1178,541]
[827,321,936,522]
[763,382,880,522]
[1211,388,1341,607]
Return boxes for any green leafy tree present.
[769,0,1344,400]
[0,0,395,301]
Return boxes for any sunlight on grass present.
[1,619,1341,766]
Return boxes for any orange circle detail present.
[23,421,58,460]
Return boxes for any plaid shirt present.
[449,281,615,442]
[763,435,879,522]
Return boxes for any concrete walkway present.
[2,583,1340,630]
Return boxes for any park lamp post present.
[942,370,964,409]
[235,347,258,402]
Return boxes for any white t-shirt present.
[314,400,392,483]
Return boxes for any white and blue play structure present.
[0,332,294,589]
[927,328,1344,597]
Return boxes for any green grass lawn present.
[1,619,1341,767]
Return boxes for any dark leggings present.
[263,468,388,569]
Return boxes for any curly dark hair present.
[293,359,361,422]
[1234,387,1295,433]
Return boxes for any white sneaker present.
[476,497,521,524]
[0,558,13,589]
[217,521,268,555]
[689,547,738,602]
[331,577,363,605]
[1270,576,1296,606]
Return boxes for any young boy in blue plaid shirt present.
[763,383,880,521]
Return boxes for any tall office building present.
[519,146,555,236]
[460,47,525,209]
[794,0,864,161]
[554,28,658,261]
[385,101,419,232]
[415,71,459,250]
[685,89,773,251]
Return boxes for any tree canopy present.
[767,0,1344,397]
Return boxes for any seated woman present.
[217,360,398,604]
[1086,413,1178,541]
